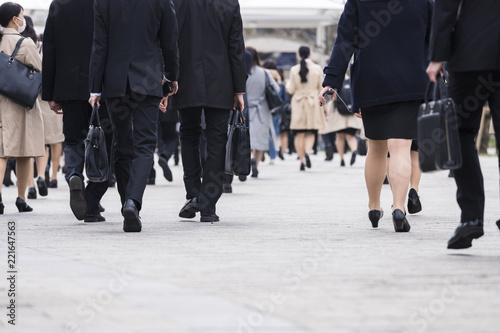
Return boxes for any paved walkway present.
[1,152,499,333]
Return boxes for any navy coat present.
[323,0,433,113]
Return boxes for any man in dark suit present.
[427,0,500,249]
[42,0,110,223]
[172,0,246,223]
[89,0,179,232]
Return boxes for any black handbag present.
[418,75,462,172]
[335,80,353,115]
[85,105,109,182]
[0,38,42,109]
[265,70,283,112]
[225,108,251,176]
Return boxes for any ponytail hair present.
[0,2,24,43]
[298,45,310,83]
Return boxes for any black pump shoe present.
[16,197,33,213]
[305,154,312,168]
[368,209,384,228]
[27,187,37,199]
[350,151,358,166]
[300,163,306,171]
[37,177,48,196]
[392,209,410,232]
[407,188,422,214]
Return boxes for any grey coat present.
[246,66,280,150]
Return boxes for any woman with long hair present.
[286,46,325,171]
[0,2,45,213]
[245,46,280,178]
[319,0,432,232]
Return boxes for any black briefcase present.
[0,38,42,109]
[85,105,109,182]
[225,108,251,176]
[418,75,462,172]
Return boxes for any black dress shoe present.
[350,151,358,166]
[447,220,484,249]
[16,197,33,213]
[407,188,422,214]
[69,176,87,221]
[200,214,220,223]
[340,159,345,167]
[84,214,106,222]
[179,197,199,218]
[392,209,410,232]
[99,204,105,213]
[27,187,37,199]
[158,157,173,182]
[37,177,48,196]
[251,159,258,178]
[48,179,58,188]
[238,175,247,182]
[305,154,311,168]
[300,163,306,171]
[368,209,384,228]
[122,199,141,232]
[223,184,232,193]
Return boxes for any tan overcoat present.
[0,28,45,158]
[286,61,325,131]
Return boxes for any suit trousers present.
[447,70,500,222]
[106,93,160,210]
[61,100,111,215]
[179,107,229,215]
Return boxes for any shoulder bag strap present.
[9,37,25,61]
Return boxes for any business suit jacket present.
[42,0,95,102]
[171,0,246,110]
[429,0,500,71]
[89,0,179,99]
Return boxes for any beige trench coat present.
[0,28,45,158]
[320,102,363,135]
[286,61,326,131]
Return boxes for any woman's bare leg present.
[387,139,412,212]
[16,158,31,201]
[410,151,421,192]
[365,139,388,210]
[51,143,63,181]
[336,133,346,161]
[279,133,288,155]
[294,133,305,164]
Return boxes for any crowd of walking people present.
[0,0,498,250]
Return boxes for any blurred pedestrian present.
[287,46,325,171]
[320,0,432,231]
[427,0,500,249]
[172,0,246,222]
[0,2,45,214]
[263,60,283,165]
[246,46,280,178]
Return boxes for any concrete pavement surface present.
[0,152,499,333]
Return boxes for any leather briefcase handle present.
[89,104,102,127]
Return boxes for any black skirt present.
[361,100,421,140]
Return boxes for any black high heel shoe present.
[16,197,33,213]
[392,209,410,232]
[368,209,383,228]
[407,188,422,214]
